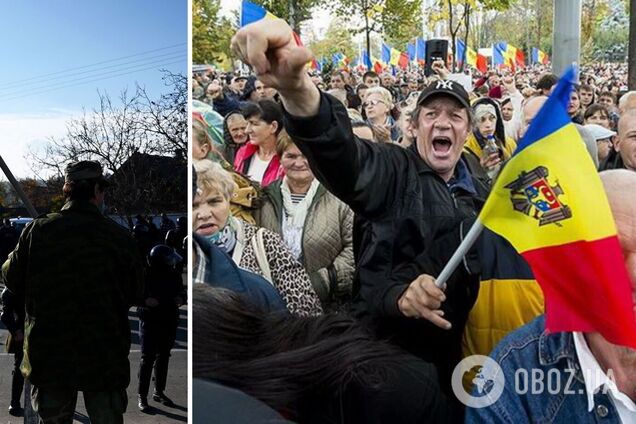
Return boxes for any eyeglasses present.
[363,99,386,108]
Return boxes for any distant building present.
[108,152,187,218]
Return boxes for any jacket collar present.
[448,158,477,196]
[61,200,101,214]
[265,179,325,217]
[407,143,477,195]
[538,325,584,383]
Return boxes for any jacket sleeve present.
[283,93,406,219]
[1,224,32,300]
[330,203,355,295]
[376,217,481,321]
[262,229,323,317]
[212,94,242,117]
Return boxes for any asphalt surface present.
[0,285,188,423]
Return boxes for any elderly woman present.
[193,159,322,316]
[234,100,284,186]
[464,98,517,179]
[363,86,399,143]
[255,136,354,310]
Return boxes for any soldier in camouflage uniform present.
[1,161,144,424]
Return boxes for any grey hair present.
[193,159,236,201]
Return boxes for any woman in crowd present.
[234,100,285,187]
[193,285,451,424]
[222,111,249,164]
[583,103,611,129]
[464,98,517,179]
[500,96,522,142]
[256,135,354,310]
[363,86,399,143]
[193,159,321,316]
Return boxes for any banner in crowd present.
[478,66,636,349]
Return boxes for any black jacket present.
[284,93,489,395]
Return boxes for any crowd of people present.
[193,19,636,424]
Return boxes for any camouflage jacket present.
[2,200,144,390]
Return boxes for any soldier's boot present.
[152,353,174,407]
[8,369,24,416]
[137,357,153,412]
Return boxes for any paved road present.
[0,291,188,423]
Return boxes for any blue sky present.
[0,1,187,176]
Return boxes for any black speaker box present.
[424,39,449,76]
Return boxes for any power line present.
[0,53,186,100]
[0,59,185,103]
[0,49,186,92]
[0,43,186,89]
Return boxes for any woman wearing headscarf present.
[256,135,354,311]
[464,98,517,180]
[193,159,322,317]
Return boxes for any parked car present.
[9,217,33,234]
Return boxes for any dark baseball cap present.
[416,79,470,110]
[65,160,110,186]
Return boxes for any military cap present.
[65,160,110,186]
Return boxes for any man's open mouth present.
[432,136,452,154]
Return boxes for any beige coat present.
[255,180,354,306]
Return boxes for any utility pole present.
[552,0,581,77]
[288,0,295,32]
[629,0,636,89]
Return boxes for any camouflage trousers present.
[31,386,127,424]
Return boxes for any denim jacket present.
[466,315,624,423]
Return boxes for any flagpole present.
[434,219,485,288]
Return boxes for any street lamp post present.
[552,0,582,77]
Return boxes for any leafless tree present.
[26,70,187,224]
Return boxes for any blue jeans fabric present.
[466,315,623,423]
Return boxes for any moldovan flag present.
[478,66,636,349]
[416,37,426,65]
[532,47,550,65]
[389,48,401,67]
[493,42,524,68]
[241,0,304,48]
[240,0,277,27]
